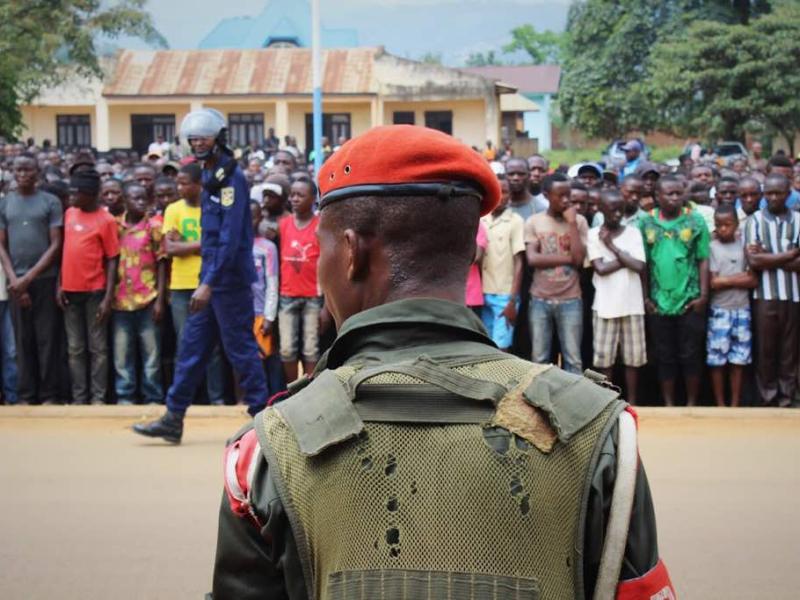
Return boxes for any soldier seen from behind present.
[211,126,675,600]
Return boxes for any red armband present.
[625,405,639,429]
[616,559,676,600]
[223,428,262,526]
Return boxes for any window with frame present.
[229,113,265,148]
[130,114,176,156]
[304,113,352,155]
[424,110,453,135]
[56,115,91,148]
[393,111,415,125]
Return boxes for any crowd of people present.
[0,133,798,408]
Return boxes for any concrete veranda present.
[1,406,799,599]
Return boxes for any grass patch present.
[543,144,685,167]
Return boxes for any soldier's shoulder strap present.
[267,358,621,458]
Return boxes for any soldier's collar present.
[317,298,495,372]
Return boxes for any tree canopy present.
[558,0,775,140]
[647,3,800,153]
[0,0,165,138]
[502,26,566,65]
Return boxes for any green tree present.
[647,4,800,153]
[0,0,166,138]
[418,52,443,65]
[558,0,773,139]
[502,25,566,65]
[465,50,503,67]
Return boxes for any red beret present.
[318,125,501,216]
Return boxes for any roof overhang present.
[500,93,540,112]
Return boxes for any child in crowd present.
[111,183,167,404]
[640,175,710,406]
[278,178,321,382]
[569,181,592,221]
[688,182,715,233]
[250,201,282,395]
[737,176,762,218]
[716,176,740,207]
[588,189,647,404]
[465,221,488,314]
[58,169,119,404]
[153,176,178,216]
[525,173,588,374]
[707,205,756,407]
[163,162,225,405]
[480,178,525,351]
[260,173,291,242]
[744,173,800,407]
[571,181,596,369]
[101,178,124,217]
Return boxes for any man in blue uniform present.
[133,109,267,444]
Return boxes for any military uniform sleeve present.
[582,414,676,599]
[212,425,308,600]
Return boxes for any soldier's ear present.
[343,229,370,282]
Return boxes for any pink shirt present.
[466,222,488,306]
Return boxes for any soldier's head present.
[316,126,500,328]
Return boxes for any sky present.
[126,0,570,65]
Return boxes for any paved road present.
[0,408,798,599]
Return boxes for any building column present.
[95,97,110,152]
[485,91,501,147]
[275,100,289,141]
[370,97,384,128]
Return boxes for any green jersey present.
[640,208,710,315]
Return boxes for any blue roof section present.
[198,0,359,49]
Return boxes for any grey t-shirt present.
[0,190,63,278]
[510,193,549,223]
[710,239,750,309]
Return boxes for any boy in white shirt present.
[587,189,647,404]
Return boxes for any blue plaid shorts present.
[706,306,752,366]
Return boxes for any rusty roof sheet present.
[103,48,379,96]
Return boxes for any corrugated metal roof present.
[460,65,561,95]
[103,48,378,96]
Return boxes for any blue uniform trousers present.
[166,287,266,415]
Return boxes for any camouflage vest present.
[256,352,622,600]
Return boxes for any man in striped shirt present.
[744,173,800,407]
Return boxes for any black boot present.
[132,411,184,444]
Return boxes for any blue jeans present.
[112,308,163,404]
[0,300,17,404]
[530,297,583,374]
[170,289,225,404]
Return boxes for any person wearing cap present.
[576,162,603,189]
[259,173,291,242]
[58,169,120,405]
[635,162,660,212]
[210,125,674,600]
[132,109,267,443]
[620,140,643,183]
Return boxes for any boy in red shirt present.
[58,170,120,404]
[278,179,321,382]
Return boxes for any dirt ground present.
[0,408,798,599]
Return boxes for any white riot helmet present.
[180,109,229,159]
